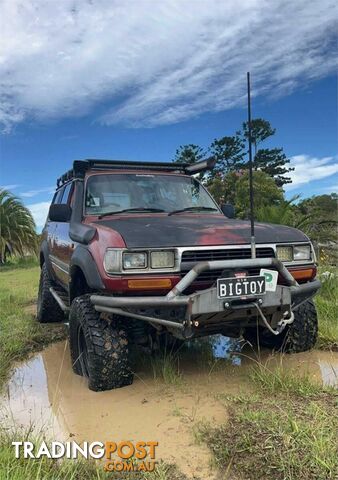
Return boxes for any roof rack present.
[56,157,216,188]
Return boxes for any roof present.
[56,157,216,188]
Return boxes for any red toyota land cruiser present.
[38,159,321,391]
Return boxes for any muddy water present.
[1,338,337,479]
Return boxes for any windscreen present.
[85,174,219,215]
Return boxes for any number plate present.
[217,275,266,299]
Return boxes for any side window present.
[53,188,64,204]
[61,183,72,204]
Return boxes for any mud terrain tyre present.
[244,299,318,353]
[69,294,133,391]
[37,264,64,323]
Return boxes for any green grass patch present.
[198,394,338,480]
[0,255,39,271]
[150,352,183,386]
[249,360,330,397]
[0,264,67,388]
[316,267,338,351]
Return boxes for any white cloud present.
[0,0,337,131]
[21,186,54,198]
[285,155,338,190]
[0,184,21,191]
[27,201,50,228]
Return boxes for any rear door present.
[52,182,74,288]
[48,187,64,280]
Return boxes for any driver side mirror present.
[49,204,72,222]
[221,203,235,219]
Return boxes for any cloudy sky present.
[1,0,337,228]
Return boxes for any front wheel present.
[69,294,133,391]
[243,299,318,353]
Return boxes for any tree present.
[254,148,293,186]
[207,170,284,219]
[210,134,245,176]
[234,170,284,219]
[206,171,239,205]
[173,118,294,187]
[242,118,294,187]
[0,189,37,263]
[296,194,338,244]
[243,118,275,154]
[255,197,303,226]
[173,144,206,164]
[298,193,338,215]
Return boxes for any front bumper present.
[91,258,321,338]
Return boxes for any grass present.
[172,400,199,423]
[316,267,338,351]
[196,356,338,479]
[0,260,67,388]
[249,359,331,397]
[198,393,338,480]
[150,351,183,386]
[0,255,39,271]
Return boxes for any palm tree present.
[256,197,337,242]
[255,197,305,228]
[0,189,37,263]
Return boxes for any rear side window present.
[52,183,72,204]
[53,188,64,204]
[61,183,72,204]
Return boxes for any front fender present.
[70,245,105,291]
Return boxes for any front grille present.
[180,247,275,286]
[181,247,275,263]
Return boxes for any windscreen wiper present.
[168,206,219,216]
[98,208,165,219]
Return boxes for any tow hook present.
[254,302,294,336]
[277,310,295,332]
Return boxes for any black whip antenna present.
[247,72,256,258]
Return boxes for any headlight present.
[276,244,312,262]
[276,245,293,262]
[104,248,177,274]
[294,244,311,261]
[151,250,175,268]
[104,249,121,273]
[123,252,147,269]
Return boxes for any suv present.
[38,159,321,391]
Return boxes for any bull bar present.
[91,258,321,337]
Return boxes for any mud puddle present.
[1,338,337,478]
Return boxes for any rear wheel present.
[69,294,133,391]
[37,264,64,323]
[244,299,318,353]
